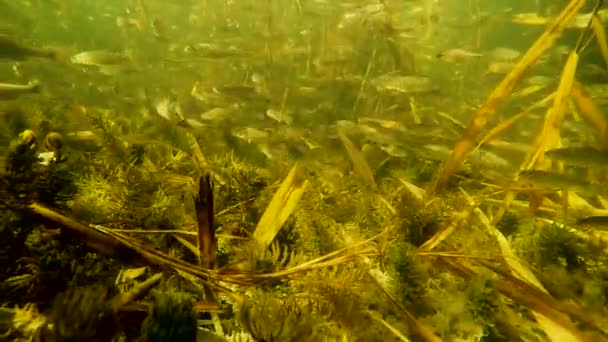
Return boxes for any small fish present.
[335,120,358,132]
[338,3,387,31]
[301,137,321,150]
[71,50,139,75]
[513,84,546,98]
[155,97,183,121]
[576,216,608,230]
[266,108,293,125]
[0,80,39,99]
[526,75,553,86]
[185,118,205,128]
[66,131,100,142]
[486,47,521,62]
[518,170,600,195]
[71,50,133,66]
[184,43,249,59]
[437,48,483,63]
[567,13,597,29]
[213,85,260,99]
[512,13,549,26]
[358,117,406,131]
[191,82,225,106]
[379,143,409,158]
[0,34,57,60]
[200,107,234,121]
[469,149,512,171]
[357,124,384,142]
[296,86,321,98]
[421,144,452,161]
[64,131,101,152]
[212,85,270,106]
[546,146,608,168]
[485,61,516,75]
[371,74,438,95]
[232,127,269,144]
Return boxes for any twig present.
[29,202,144,264]
[112,272,164,310]
[195,174,216,269]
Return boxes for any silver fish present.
[437,48,483,63]
[71,50,132,66]
[371,74,438,95]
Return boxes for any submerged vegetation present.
[1,0,608,341]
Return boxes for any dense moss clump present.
[139,290,198,342]
[238,290,319,342]
[1,129,118,308]
[42,285,119,341]
[386,239,427,307]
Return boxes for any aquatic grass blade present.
[419,207,473,253]
[337,128,377,190]
[441,257,591,341]
[522,50,579,171]
[252,164,308,252]
[366,311,411,342]
[428,0,586,193]
[475,92,555,152]
[173,234,199,257]
[187,131,208,176]
[572,81,608,145]
[470,201,583,342]
[591,14,608,69]
[367,271,441,342]
[396,177,426,202]
[497,47,581,222]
